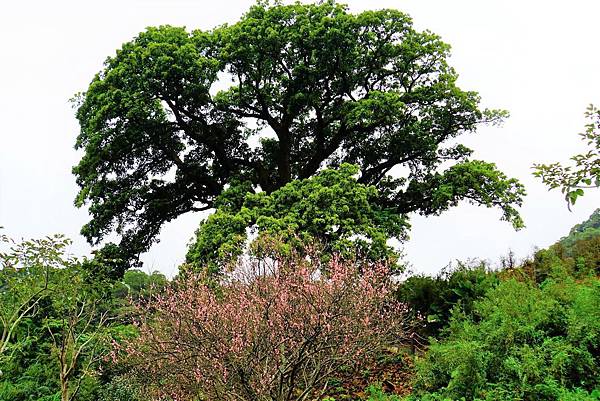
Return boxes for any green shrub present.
[410,276,600,401]
[397,262,498,338]
[365,385,403,400]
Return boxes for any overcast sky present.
[1,0,600,277]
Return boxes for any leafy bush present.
[365,385,403,401]
[396,262,498,338]
[409,276,600,401]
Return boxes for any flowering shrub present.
[121,256,409,401]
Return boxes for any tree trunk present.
[60,374,70,401]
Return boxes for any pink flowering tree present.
[119,255,409,401]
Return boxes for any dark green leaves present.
[74,1,524,274]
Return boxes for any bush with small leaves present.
[408,276,600,401]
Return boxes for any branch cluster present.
[121,255,410,401]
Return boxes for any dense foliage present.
[186,164,408,274]
[3,206,600,401]
[73,0,524,275]
[396,262,499,338]
[0,233,165,401]
[409,276,600,401]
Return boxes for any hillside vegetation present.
[1,208,599,400]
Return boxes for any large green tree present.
[74,1,524,274]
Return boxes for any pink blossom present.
[119,253,410,401]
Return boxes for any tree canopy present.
[186,164,409,274]
[74,0,525,274]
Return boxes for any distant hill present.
[559,208,600,251]
[536,207,600,278]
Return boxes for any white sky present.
[1,0,600,277]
